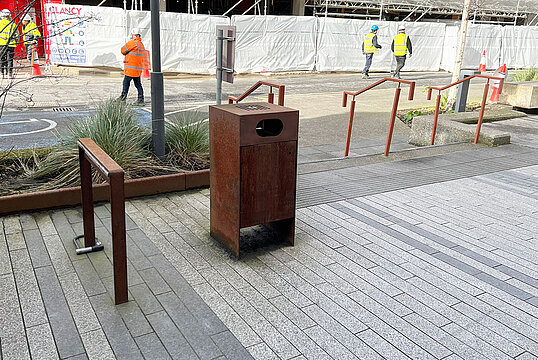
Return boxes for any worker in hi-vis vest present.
[361,25,382,79]
[391,24,412,79]
[0,9,18,79]
[22,14,41,63]
[119,28,146,104]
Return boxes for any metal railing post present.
[278,85,285,106]
[474,82,490,144]
[385,86,402,156]
[430,93,441,145]
[110,171,127,305]
[344,99,356,157]
[268,88,274,104]
[79,147,96,248]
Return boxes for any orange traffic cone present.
[141,50,150,79]
[30,44,42,76]
[478,50,486,72]
[489,64,506,103]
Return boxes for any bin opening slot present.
[256,119,283,137]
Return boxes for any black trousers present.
[394,55,406,76]
[121,75,144,101]
[0,46,15,76]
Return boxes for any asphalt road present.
[0,71,455,151]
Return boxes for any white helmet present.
[1,9,10,17]
[398,24,406,31]
[23,14,32,21]
[130,28,140,36]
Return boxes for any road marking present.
[0,118,57,137]
[164,103,211,117]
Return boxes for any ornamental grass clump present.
[165,111,209,170]
[28,99,162,188]
[511,68,538,82]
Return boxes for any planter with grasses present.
[0,99,210,214]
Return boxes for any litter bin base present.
[210,218,294,258]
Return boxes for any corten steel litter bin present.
[209,102,299,257]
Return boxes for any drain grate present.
[236,104,270,111]
[52,107,75,112]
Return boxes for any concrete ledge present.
[409,110,520,146]
[0,169,209,216]
[499,81,538,109]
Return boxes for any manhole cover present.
[52,107,75,112]
[236,104,270,111]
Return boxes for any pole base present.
[73,235,104,255]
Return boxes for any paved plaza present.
[2,125,538,359]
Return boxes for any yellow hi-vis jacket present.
[23,21,41,45]
[0,19,18,47]
[393,33,408,56]
[363,33,379,53]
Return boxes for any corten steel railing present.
[228,81,285,106]
[427,74,504,145]
[77,138,128,305]
[342,78,416,157]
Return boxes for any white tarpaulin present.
[231,15,317,73]
[441,24,502,72]
[316,18,396,72]
[44,6,538,74]
[399,22,445,72]
[126,12,229,73]
[501,26,538,69]
[45,6,228,73]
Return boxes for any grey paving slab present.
[22,228,52,269]
[0,273,30,360]
[10,249,48,328]
[157,291,223,360]
[146,311,199,360]
[26,323,59,360]
[134,332,172,360]
[89,293,143,360]
[35,266,85,359]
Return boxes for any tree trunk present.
[445,0,472,111]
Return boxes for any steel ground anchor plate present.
[73,234,105,255]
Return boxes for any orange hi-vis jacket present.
[121,37,146,77]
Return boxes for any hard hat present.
[23,14,31,21]
[371,25,379,31]
[1,9,10,17]
[398,24,406,31]
[130,28,140,35]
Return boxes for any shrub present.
[165,111,209,170]
[28,99,162,188]
[403,110,423,124]
[511,68,538,82]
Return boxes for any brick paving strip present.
[1,143,538,359]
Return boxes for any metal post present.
[79,148,95,248]
[110,172,128,305]
[344,99,356,157]
[474,83,489,144]
[264,0,267,15]
[278,86,285,106]
[216,29,223,105]
[268,90,274,104]
[384,87,401,156]
[430,93,441,145]
[150,0,166,159]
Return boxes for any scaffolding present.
[306,0,538,25]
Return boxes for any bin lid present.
[210,102,298,116]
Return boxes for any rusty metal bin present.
[209,102,299,257]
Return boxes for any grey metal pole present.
[216,29,223,105]
[150,0,165,159]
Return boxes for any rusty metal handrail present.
[342,78,416,157]
[77,138,127,305]
[427,74,504,145]
[228,81,285,106]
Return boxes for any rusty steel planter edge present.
[0,170,209,216]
